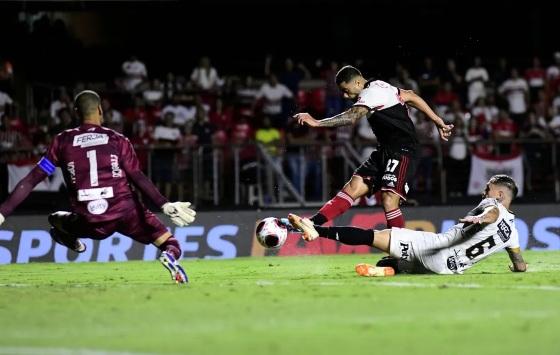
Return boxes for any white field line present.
[2,280,559,292]
[0,347,155,355]
[250,280,560,291]
[316,280,560,291]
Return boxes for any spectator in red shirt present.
[492,110,519,156]
[434,82,460,113]
[0,112,32,164]
[209,98,233,130]
[467,114,491,156]
[231,114,255,162]
[129,119,153,172]
[123,96,152,126]
[471,96,499,124]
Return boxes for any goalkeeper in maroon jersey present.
[0,90,196,284]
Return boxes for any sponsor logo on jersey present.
[78,187,114,201]
[400,242,410,261]
[110,154,122,178]
[87,198,109,215]
[446,256,458,271]
[73,133,109,148]
[497,219,512,242]
[67,161,76,184]
[382,173,397,182]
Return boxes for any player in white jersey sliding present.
[288,175,527,275]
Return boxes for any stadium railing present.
[1,138,558,209]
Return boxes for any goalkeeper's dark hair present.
[489,175,518,199]
[335,65,362,85]
[74,90,100,118]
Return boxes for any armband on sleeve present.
[37,157,56,176]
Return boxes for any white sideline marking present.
[316,280,560,291]
[0,347,154,355]
[375,281,482,289]
[2,281,558,292]
[256,280,275,286]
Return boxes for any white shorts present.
[389,227,464,274]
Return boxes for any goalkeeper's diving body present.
[0,90,196,283]
[288,175,527,276]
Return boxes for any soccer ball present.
[255,217,288,249]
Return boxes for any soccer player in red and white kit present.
[292,66,453,230]
[0,90,195,283]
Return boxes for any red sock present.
[385,208,405,228]
[160,236,181,260]
[317,191,354,222]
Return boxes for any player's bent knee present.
[344,177,369,198]
[48,211,74,229]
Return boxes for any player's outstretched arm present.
[399,89,454,141]
[121,139,196,227]
[294,106,368,128]
[506,247,527,272]
[459,206,499,225]
[0,166,48,225]
[126,170,196,226]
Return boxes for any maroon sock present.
[316,191,354,223]
[385,208,405,228]
[160,236,181,260]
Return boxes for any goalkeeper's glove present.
[162,202,196,227]
[0,213,4,226]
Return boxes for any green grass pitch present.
[0,251,559,355]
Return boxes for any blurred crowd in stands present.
[1,15,560,205]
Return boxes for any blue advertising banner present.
[0,204,558,264]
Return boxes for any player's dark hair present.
[335,65,362,85]
[489,175,518,199]
[74,90,100,118]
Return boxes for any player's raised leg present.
[308,175,369,225]
[288,213,391,250]
[287,213,319,241]
[48,211,87,253]
[289,213,395,276]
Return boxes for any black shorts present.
[354,147,418,200]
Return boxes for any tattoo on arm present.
[318,106,367,127]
